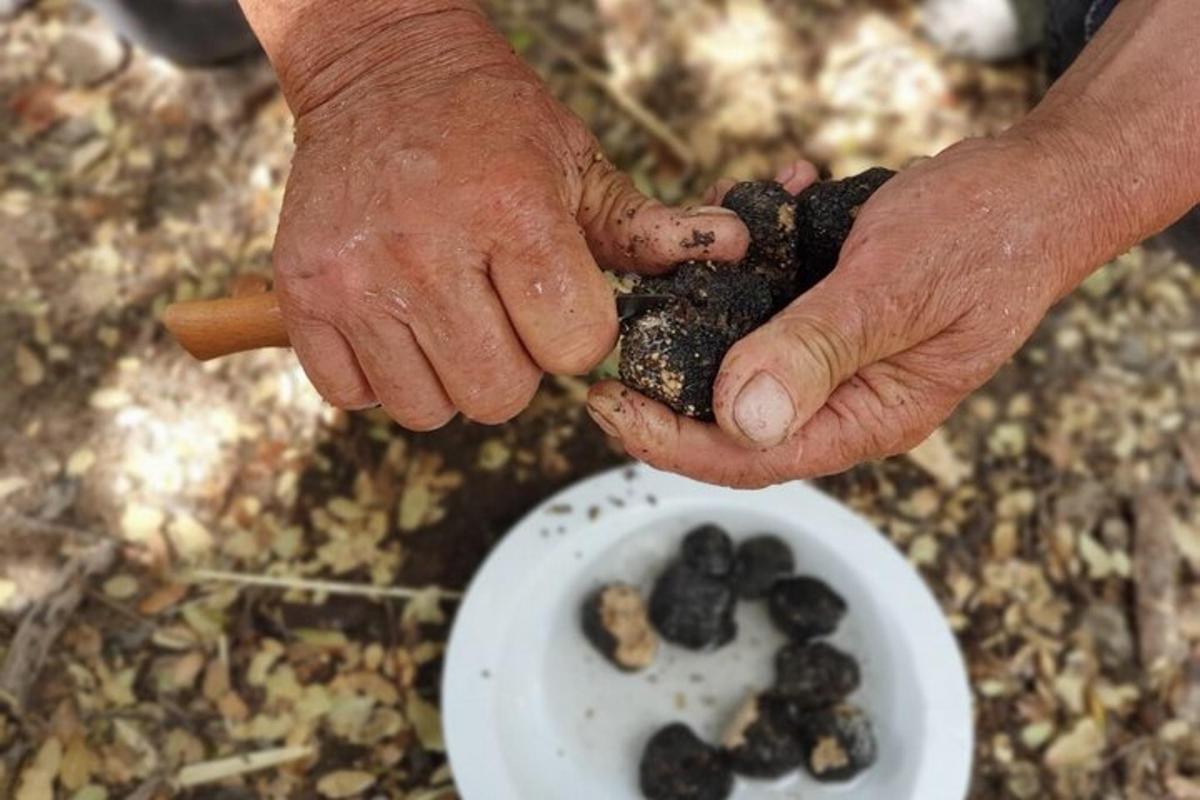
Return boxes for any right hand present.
[263,4,749,428]
[587,142,1083,487]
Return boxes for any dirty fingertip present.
[587,382,630,436]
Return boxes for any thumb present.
[712,285,890,449]
[577,157,750,274]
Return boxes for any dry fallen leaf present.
[15,344,45,386]
[316,769,376,798]
[1044,718,1104,769]
[15,736,62,800]
[906,427,971,488]
[120,504,165,544]
[101,574,138,600]
[407,691,445,752]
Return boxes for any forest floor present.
[1,1,1198,798]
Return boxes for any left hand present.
[586,138,1080,488]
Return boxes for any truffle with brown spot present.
[581,583,659,672]
[721,692,805,779]
[798,703,878,782]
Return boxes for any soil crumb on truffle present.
[640,723,734,800]
[581,583,659,672]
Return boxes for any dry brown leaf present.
[905,428,971,488]
[1044,718,1104,769]
[15,737,62,800]
[15,344,45,386]
[137,583,188,615]
[316,769,376,798]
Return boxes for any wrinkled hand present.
[271,9,747,428]
[588,139,1071,487]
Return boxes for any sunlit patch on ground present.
[811,12,968,173]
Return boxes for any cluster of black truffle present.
[619,169,895,419]
[581,525,876,800]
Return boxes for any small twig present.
[182,568,462,601]
[1134,492,1185,673]
[1098,734,1151,772]
[523,19,696,166]
[85,589,155,631]
[0,512,104,542]
[0,540,119,710]
[126,775,165,800]
[0,741,30,800]
[175,744,315,788]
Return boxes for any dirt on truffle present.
[618,170,895,418]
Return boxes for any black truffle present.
[680,524,735,578]
[798,704,877,782]
[649,562,737,651]
[618,170,894,419]
[719,180,800,307]
[581,583,659,672]
[618,262,775,419]
[731,535,795,599]
[640,723,734,800]
[793,167,896,294]
[721,692,805,779]
[767,576,847,641]
[774,641,861,709]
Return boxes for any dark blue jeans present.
[1047,0,1121,77]
[85,0,258,66]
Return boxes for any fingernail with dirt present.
[587,396,622,438]
[733,373,794,446]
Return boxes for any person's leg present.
[84,0,260,66]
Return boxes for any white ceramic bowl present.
[443,465,973,800]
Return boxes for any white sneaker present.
[920,0,1045,61]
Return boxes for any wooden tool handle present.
[162,292,290,361]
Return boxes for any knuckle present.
[317,379,374,411]
[489,184,561,234]
[537,318,618,374]
[826,378,904,459]
[460,370,540,425]
[279,253,371,321]
[392,403,456,433]
[776,312,860,388]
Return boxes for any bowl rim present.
[442,464,974,800]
